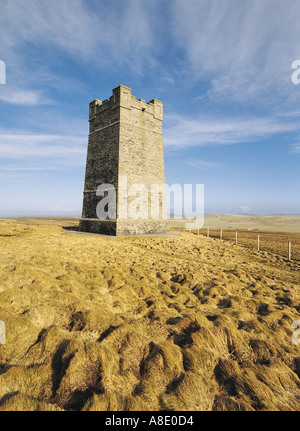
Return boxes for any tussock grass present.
[0,222,300,411]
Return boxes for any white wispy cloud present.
[291,144,300,153]
[183,160,224,170]
[164,113,297,148]
[0,133,85,158]
[0,87,51,106]
[0,165,63,171]
[0,129,86,171]
[170,0,300,104]
[0,0,158,69]
[2,0,300,110]
[0,0,162,105]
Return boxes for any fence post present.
[258,235,260,251]
[288,242,291,260]
[220,229,222,240]
[207,228,209,238]
[235,231,237,245]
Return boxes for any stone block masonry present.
[79,85,169,236]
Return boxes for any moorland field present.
[0,216,300,411]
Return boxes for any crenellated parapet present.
[89,85,163,122]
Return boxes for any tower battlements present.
[89,85,163,122]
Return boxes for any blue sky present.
[0,0,300,216]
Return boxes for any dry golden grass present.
[170,214,300,233]
[0,221,300,411]
[176,229,300,261]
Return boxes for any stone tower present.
[79,85,169,236]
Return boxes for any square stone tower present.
[79,85,169,236]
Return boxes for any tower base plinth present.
[79,218,169,236]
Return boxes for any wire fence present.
[181,227,300,261]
